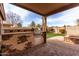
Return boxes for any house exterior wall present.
[53,27,60,34]
[64,26,79,44]
[66,26,79,36]
[47,26,63,34]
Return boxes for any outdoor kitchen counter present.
[2,27,34,35]
[2,27,35,55]
[1,27,44,55]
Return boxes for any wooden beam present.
[0,3,5,55]
[0,3,6,20]
[46,3,79,16]
[42,16,47,43]
[12,3,45,16]
[12,3,79,16]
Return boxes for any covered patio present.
[0,3,79,56]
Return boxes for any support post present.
[42,16,47,43]
[0,13,2,56]
[0,3,5,56]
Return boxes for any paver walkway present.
[47,36,64,41]
[8,39,79,56]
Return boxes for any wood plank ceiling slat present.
[12,3,79,16]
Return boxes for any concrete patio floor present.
[47,36,64,41]
[8,38,79,56]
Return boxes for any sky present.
[3,3,79,27]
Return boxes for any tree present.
[30,21,36,28]
[17,23,22,27]
[6,11,22,27]
[37,24,41,28]
[59,28,66,34]
[36,24,41,31]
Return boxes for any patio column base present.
[42,32,46,43]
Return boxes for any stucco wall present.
[66,26,79,36]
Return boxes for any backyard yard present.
[47,32,64,38]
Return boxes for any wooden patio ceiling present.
[0,3,79,20]
[12,3,79,16]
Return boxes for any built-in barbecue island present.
[1,23,44,55]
